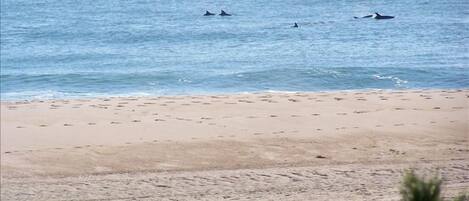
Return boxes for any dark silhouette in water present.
[373,12,394,19]
[220,10,231,16]
[204,11,215,16]
[292,23,298,28]
[354,12,394,19]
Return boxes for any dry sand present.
[1,89,468,200]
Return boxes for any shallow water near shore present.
[1,0,468,100]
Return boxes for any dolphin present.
[204,11,215,16]
[354,12,394,19]
[220,10,231,16]
[373,12,394,19]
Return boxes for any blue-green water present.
[1,0,468,100]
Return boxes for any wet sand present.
[1,89,468,200]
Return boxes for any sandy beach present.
[1,89,468,200]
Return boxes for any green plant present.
[400,170,442,201]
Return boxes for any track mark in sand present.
[312,113,320,116]
[110,121,121,124]
[272,131,285,134]
[430,121,436,124]
[224,102,237,105]
[16,126,24,128]
[253,133,263,136]
[238,100,254,103]
[393,123,405,126]
[394,108,405,110]
[452,106,464,109]
[433,107,441,109]
[132,120,141,123]
[63,123,73,126]
[288,99,299,102]
[375,125,383,127]
[39,124,48,127]
[336,113,347,115]
[353,110,369,114]
[88,122,96,125]
[154,119,165,122]
[269,115,278,117]
[316,128,322,131]
[334,97,344,101]
[290,115,300,117]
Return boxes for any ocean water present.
[1,0,468,100]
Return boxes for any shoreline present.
[2,87,468,103]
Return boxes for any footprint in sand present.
[336,113,347,115]
[39,124,48,127]
[394,123,404,126]
[312,113,321,116]
[334,97,344,101]
[288,99,299,102]
[110,121,121,124]
[132,120,141,122]
[433,107,441,109]
[253,133,263,135]
[63,123,72,126]
[88,123,96,125]
[353,110,369,114]
[154,119,165,122]
[270,115,278,117]
[16,126,24,128]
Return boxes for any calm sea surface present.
[1,0,468,100]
